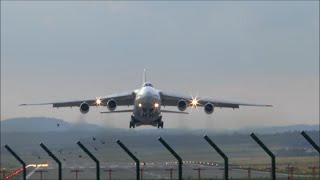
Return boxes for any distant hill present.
[235,124,319,134]
[0,117,319,134]
[0,117,105,133]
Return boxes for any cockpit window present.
[143,83,153,87]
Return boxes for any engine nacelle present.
[177,99,187,111]
[107,99,117,111]
[80,102,90,114]
[204,103,214,114]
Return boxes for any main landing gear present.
[157,121,164,129]
[129,121,135,128]
[157,115,163,129]
[130,115,136,128]
[130,115,164,129]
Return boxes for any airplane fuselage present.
[131,84,162,127]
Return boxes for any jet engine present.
[204,103,214,114]
[107,99,117,111]
[177,99,187,111]
[80,102,90,114]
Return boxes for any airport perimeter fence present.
[1,131,319,180]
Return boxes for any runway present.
[24,163,291,180]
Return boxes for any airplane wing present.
[159,90,272,108]
[100,109,134,113]
[20,91,137,108]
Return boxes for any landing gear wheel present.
[129,121,135,128]
[158,121,164,129]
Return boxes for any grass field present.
[231,156,319,175]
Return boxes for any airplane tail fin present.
[143,69,147,83]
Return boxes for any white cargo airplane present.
[21,70,271,128]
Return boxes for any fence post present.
[77,141,100,180]
[301,131,320,153]
[204,135,229,180]
[250,133,276,180]
[4,145,26,180]
[158,137,183,180]
[116,139,140,180]
[40,142,62,180]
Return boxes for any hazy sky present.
[1,1,319,129]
